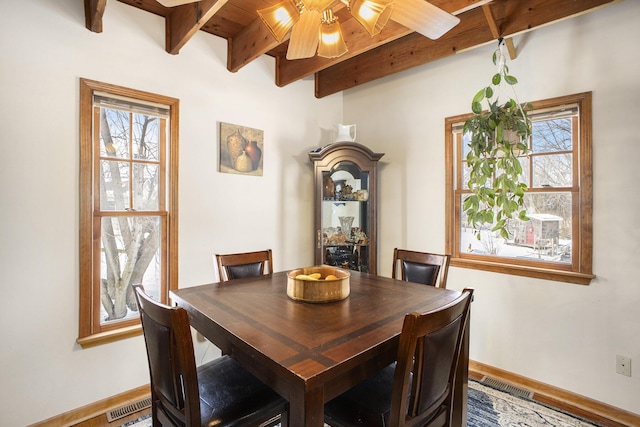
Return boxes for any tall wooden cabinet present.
[309,142,384,275]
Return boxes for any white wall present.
[2,1,639,425]
[0,1,341,425]
[343,0,640,415]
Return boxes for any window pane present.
[100,160,130,211]
[532,117,572,153]
[532,153,573,188]
[461,192,572,264]
[459,193,503,255]
[133,114,160,161]
[462,132,471,158]
[100,109,130,159]
[525,191,572,243]
[461,161,471,190]
[133,163,159,211]
[518,155,530,186]
[511,190,572,263]
[100,216,162,325]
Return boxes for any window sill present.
[77,324,142,349]
[451,258,595,285]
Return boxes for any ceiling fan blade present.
[391,0,460,40]
[287,10,322,60]
[156,0,202,7]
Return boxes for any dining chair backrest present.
[135,285,288,427]
[323,288,473,427]
[390,287,473,426]
[133,285,202,426]
[215,249,273,282]
[392,248,451,288]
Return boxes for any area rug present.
[120,414,153,427]
[120,415,152,427]
[467,381,601,426]
[120,380,601,427]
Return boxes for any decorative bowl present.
[287,266,350,303]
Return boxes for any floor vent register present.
[480,376,534,399]
[106,397,152,422]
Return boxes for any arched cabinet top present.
[308,142,385,164]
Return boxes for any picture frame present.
[219,122,264,176]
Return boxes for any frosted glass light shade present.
[391,0,460,39]
[350,0,394,36]
[258,0,300,42]
[301,0,334,11]
[287,9,322,60]
[318,20,348,58]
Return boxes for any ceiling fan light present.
[287,9,322,60]
[258,0,301,42]
[301,0,334,11]
[391,0,460,40]
[350,0,394,36]
[318,20,348,58]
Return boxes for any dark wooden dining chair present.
[133,285,287,427]
[324,288,473,427]
[392,248,451,288]
[215,249,273,282]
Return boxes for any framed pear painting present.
[219,122,264,176]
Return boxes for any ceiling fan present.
[262,0,459,59]
[155,0,460,60]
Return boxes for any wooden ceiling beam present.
[166,0,228,54]
[84,0,107,33]
[315,0,618,98]
[275,17,412,86]
[505,38,517,59]
[482,3,516,59]
[482,3,500,38]
[227,13,282,73]
[313,8,491,97]
[275,0,490,87]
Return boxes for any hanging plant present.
[463,39,532,240]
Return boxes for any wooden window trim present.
[445,92,594,285]
[78,78,179,347]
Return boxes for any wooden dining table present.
[170,270,469,427]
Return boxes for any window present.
[445,92,593,285]
[78,79,178,347]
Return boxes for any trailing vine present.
[463,39,532,240]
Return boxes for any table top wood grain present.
[171,270,467,427]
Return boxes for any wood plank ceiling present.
[84,0,618,98]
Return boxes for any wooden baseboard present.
[470,360,640,427]
[28,385,150,427]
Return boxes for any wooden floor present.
[74,372,625,427]
[72,408,151,427]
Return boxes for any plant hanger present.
[463,38,533,240]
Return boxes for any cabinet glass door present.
[320,162,371,272]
